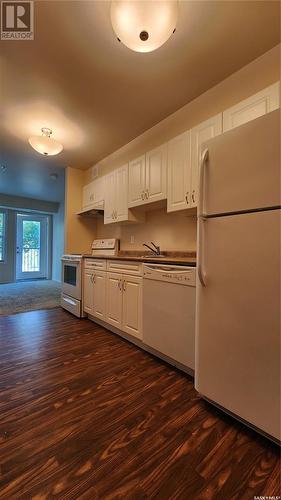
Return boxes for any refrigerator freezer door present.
[202,110,280,216]
[195,209,281,441]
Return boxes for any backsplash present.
[96,207,197,252]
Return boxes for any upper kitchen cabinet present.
[128,144,167,208]
[167,131,191,212]
[104,164,129,224]
[145,144,167,203]
[82,176,105,211]
[223,82,280,132]
[128,155,146,207]
[190,114,222,208]
[104,170,116,224]
[104,165,144,224]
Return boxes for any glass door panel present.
[16,214,48,280]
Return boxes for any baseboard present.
[88,315,194,377]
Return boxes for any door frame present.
[15,212,52,281]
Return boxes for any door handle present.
[197,216,207,287]
[198,148,209,217]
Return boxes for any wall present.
[96,207,197,252]
[0,194,59,213]
[52,201,65,281]
[64,167,96,254]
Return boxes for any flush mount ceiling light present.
[110,0,178,53]
[28,127,63,156]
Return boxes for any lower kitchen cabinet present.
[83,269,94,315]
[122,275,142,339]
[106,272,123,329]
[83,269,106,320]
[106,272,143,339]
[92,271,106,320]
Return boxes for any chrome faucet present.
[143,242,161,256]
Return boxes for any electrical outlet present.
[130,235,135,244]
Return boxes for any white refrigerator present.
[195,109,280,443]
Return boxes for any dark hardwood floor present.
[0,308,279,499]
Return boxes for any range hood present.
[77,201,104,217]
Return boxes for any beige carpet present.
[0,280,61,316]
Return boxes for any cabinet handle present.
[192,190,195,204]
[146,189,149,199]
[118,279,122,291]
[123,280,126,292]
[115,210,117,219]
[185,192,189,204]
[141,191,144,201]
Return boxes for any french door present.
[16,214,48,280]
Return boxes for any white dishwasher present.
[143,263,196,371]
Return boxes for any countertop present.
[82,252,196,266]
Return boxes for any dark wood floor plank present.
[0,308,279,499]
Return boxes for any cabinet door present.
[128,155,146,207]
[82,182,95,210]
[93,177,105,204]
[223,82,280,132]
[92,271,106,321]
[167,131,191,212]
[145,144,167,203]
[83,270,94,314]
[122,275,143,340]
[116,164,129,222]
[190,114,222,207]
[106,272,123,329]
[104,171,116,224]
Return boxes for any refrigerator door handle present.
[198,216,207,287]
[198,148,209,218]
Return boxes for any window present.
[0,212,6,261]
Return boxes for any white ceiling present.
[1,0,280,171]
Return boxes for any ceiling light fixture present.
[28,127,63,156]
[110,0,178,53]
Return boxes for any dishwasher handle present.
[143,265,194,273]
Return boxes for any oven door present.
[62,260,81,300]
